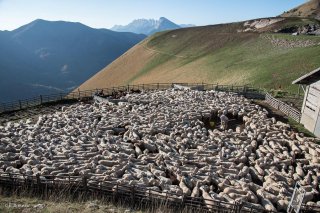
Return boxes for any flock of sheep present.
[0,88,320,212]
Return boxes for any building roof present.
[292,67,320,85]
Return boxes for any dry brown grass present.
[281,0,320,19]
[76,41,157,91]
[0,195,138,213]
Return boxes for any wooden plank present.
[307,91,319,101]
[306,94,319,107]
[311,82,320,91]
[309,87,320,98]
[304,106,316,118]
[305,100,317,111]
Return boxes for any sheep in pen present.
[0,88,319,212]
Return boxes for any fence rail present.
[0,173,319,213]
[0,83,264,114]
[265,93,302,122]
[0,173,251,212]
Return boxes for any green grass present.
[131,20,320,93]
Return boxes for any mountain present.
[77,17,320,93]
[179,24,196,28]
[281,0,320,20]
[111,17,194,35]
[0,19,146,102]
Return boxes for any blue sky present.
[0,0,306,30]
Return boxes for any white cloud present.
[30,84,65,92]
[61,64,68,73]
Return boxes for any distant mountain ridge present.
[111,17,195,35]
[0,19,146,102]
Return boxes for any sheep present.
[303,189,318,203]
[98,160,119,167]
[200,186,216,209]
[191,181,200,197]
[1,88,320,211]
[148,163,166,177]
[179,177,191,196]
[260,197,277,212]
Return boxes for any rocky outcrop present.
[242,18,285,32]
[276,24,320,36]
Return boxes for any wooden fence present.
[0,173,270,213]
[0,173,319,213]
[0,83,264,114]
[265,93,302,122]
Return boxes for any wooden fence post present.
[36,173,41,196]
[181,194,185,210]
[99,182,102,199]
[82,176,88,194]
[36,173,40,185]
[113,183,118,202]
[40,95,43,104]
[131,185,135,205]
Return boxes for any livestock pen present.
[0,83,303,125]
[0,83,317,213]
[0,83,264,114]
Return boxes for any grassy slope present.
[78,18,320,93]
[281,0,320,19]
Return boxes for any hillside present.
[78,17,320,92]
[0,19,146,102]
[281,0,320,20]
